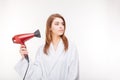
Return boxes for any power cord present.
[23,55,29,80]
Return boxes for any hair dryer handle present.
[21,44,29,62]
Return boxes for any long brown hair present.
[43,13,68,54]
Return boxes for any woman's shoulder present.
[67,39,79,60]
[35,42,45,57]
[37,42,45,50]
[68,39,77,49]
[34,40,45,53]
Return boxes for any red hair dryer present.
[12,29,41,45]
[12,29,41,61]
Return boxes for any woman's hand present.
[19,45,28,58]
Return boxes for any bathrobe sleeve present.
[67,45,79,80]
[14,47,43,80]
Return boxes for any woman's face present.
[51,17,65,37]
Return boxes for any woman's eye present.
[55,22,59,25]
[54,22,64,26]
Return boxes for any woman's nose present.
[59,24,63,28]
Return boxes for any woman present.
[15,13,79,80]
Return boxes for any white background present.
[0,0,120,80]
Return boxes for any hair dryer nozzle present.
[34,29,41,38]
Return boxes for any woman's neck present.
[52,36,61,51]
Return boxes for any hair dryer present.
[12,29,41,45]
[12,29,41,61]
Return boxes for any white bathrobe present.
[15,39,79,80]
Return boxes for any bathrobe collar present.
[43,38,65,76]
[49,38,64,55]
